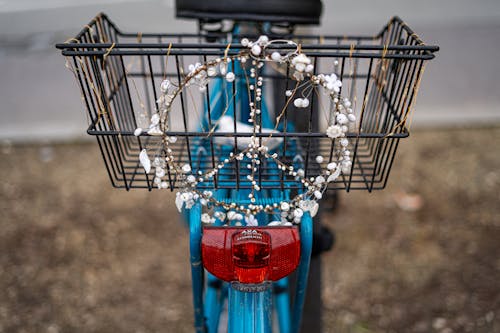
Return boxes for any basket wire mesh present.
[57,13,438,192]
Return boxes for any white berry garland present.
[135,36,356,226]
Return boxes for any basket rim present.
[55,12,439,59]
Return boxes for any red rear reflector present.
[232,229,271,283]
[201,226,300,284]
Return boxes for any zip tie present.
[382,44,388,58]
[102,42,115,67]
[224,43,231,61]
[349,43,355,58]
[63,37,80,44]
[163,42,172,79]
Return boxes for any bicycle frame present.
[187,202,313,333]
[184,26,314,330]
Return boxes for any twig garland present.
[134,36,357,226]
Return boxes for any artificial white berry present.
[295,63,306,72]
[226,72,235,82]
[293,208,304,218]
[271,52,281,61]
[341,161,352,173]
[219,62,227,75]
[207,66,216,77]
[258,35,269,44]
[336,114,348,125]
[160,79,171,93]
[280,202,290,212]
[201,213,211,223]
[251,44,262,56]
[314,175,326,185]
[156,168,165,178]
[151,113,160,125]
[326,125,343,139]
[327,162,337,170]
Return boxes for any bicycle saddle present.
[175,0,323,25]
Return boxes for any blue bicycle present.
[57,1,438,332]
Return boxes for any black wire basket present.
[56,13,438,192]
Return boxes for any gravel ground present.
[0,127,499,333]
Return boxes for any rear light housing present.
[201,226,300,284]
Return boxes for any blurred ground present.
[0,127,499,333]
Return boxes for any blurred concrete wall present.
[1,0,499,141]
